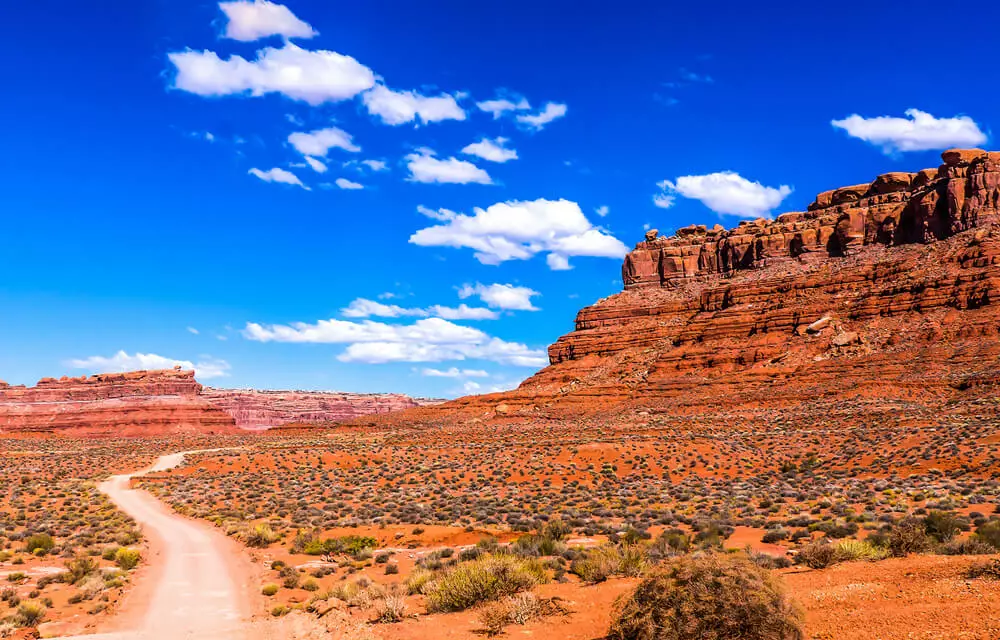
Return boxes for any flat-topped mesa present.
[0,367,203,403]
[623,149,1000,287]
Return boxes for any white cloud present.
[417,205,459,221]
[219,0,317,42]
[67,351,231,380]
[516,102,567,130]
[186,326,200,335]
[405,149,492,185]
[476,97,531,119]
[462,137,518,163]
[249,167,307,189]
[243,317,547,367]
[458,283,540,311]
[656,173,791,218]
[304,156,327,173]
[410,198,628,269]
[168,43,375,105]
[361,159,388,172]
[831,108,988,154]
[342,298,498,320]
[362,85,466,126]
[420,367,490,378]
[335,177,364,190]
[595,205,610,217]
[288,127,360,157]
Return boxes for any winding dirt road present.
[53,450,260,640]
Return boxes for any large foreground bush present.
[608,554,804,640]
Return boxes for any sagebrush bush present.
[608,554,804,640]
[795,542,837,569]
[889,518,933,556]
[242,523,279,548]
[975,521,1000,550]
[114,547,141,570]
[15,600,47,627]
[425,555,547,612]
[261,583,279,596]
[23,534,54,555]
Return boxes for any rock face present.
[200,388,443,430]
[369,150,1000,428]
[0,369,237,436]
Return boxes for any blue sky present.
[1,0,995,397]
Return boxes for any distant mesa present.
[365,149,1000,428]
[0,368,442,437]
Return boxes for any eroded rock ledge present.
[623,149,1000,287]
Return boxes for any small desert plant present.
[23,534,54,555]
[964,559,1000,581]
[373,591,407,623]
[570,545,625,583]
[923,511,961,543]
[974,520,1000,550]
[795,542,837,569]
[938,539,996,556]
[64,556,99,584]
[6,573,26,584]
[114,547,141,570]
[15,600,47,626]
[889,518,933,556]
[261,583,279,596]
[242,523,279,548]
[405,568,435,595]
[424,555,547,612]
[834,539,889,563]
[608,554,804,640]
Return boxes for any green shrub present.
[608,554,804,640]
[23,534,54,555]
[923,511,961,543]
[424,555,547,612]
[7,572,26,583]
[974,520,1000,550]
[938,539,996,556]
[114,548,141,570]
[405,568,435,595]
[261,583,279,596]
[64,556,99,584]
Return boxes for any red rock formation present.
[366,150,1000,428]
[0,369,237,436]
[200,388,442,430]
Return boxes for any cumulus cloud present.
[168,43,375,105]
[304,156,327,173]
[476,96,531,119]
[335,177,364,190]
[342,298,498,320]
[595,205,610,217]
[67,351,231,379]
[655,173,791,218]
[361,159,388,172]
[516,102,567,130]
[362,85,466,126]
[248,167,308,189]
[405,149,492,185]
[243,317,547,366]
[410,198,628,269]
[462,137,518,163]
[287,127,360,157]
[249,167,307,189]
[219,0,317,41]
[831,108,988,154]
[420,367,490,378]
[458,283,540,311]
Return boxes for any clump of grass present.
[15,600,48,627]
[834,539,890,563]
[242,523,280,548]
[424,555,547,612]
[571,544,647,583]
[405,568,436,595]
[261,583,279,596]
[373,590,407,623]
[795,542,838,569]
[608,554,804,640]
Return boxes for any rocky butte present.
[369,149,1000,428]
[0,369,237,436]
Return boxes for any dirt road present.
[52,450,259,640]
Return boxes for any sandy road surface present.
[51,450,260,640]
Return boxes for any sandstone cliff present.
[200,388,443,430]
[365,149,1000,428]
[0,369,237,436]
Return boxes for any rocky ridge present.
[200,387,443,430]
[365,149,1000,428]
